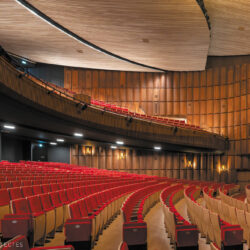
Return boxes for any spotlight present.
[116,140,124,145]
[111,145,117,149]
[81,103,88,111]
[173,127,178,133]
[38,144,43,148]
[74,133,83,137]
[50,142,57,145]
[21,60,27,65]
[56,138,64,142]
[127,116,133,123]
[3,124,16,130]
[154,146,162,151]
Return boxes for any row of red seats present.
[0,177,121,189]
[186,185,243,250]
[64,181,155,249]
[161,184,199,249]
[91,99,202,131]
[121,182,169,249]
[2,181,143,245]
[1,179,141,247]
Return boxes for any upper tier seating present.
[121,182,169,249]
[185,185,243,250]
[3,51,202,133]
[161,184,199,250]
[90,99,201,131]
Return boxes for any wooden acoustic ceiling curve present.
[26,0,210,71]
[0,0,210,71]
[205,0,250,56]
[0,0,157,72]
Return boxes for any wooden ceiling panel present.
[205,0,250,56]
[26,0,210,71]
[0,0,158,72]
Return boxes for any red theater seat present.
[8,187,23,200]
[32,185,43,195]
[0,189,11,233]
[2,198,45,247]
[21,186,33,197]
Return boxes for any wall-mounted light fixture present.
[186,160,193,168]
[82,145,93,155]
[218,164,228,174]
[118,149,126,160]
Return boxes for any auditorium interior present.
[0,1,249,250]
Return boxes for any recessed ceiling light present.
[154,146,162,150]
[116,140,124,145]
[111,145,117,149]
[21,60,27,65]
[74,133,83,137]
[38,144,43,148]
[56,138,64,142]
[3,124,16,130]
[50,142,57,145]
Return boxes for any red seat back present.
[21,186,33,197]
[8,187,23,200]
[0,189,10,206]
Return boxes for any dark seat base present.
[174,244,198,250]
[221,244,243,250]
[65,240,91,250]
[128,243,147,250]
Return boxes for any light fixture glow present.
[21,60,27,65]
[50,142,57,145]
[38,144,43,148]
[74,133,83,137]
[3,124,16,130]
[56,138,64,142]
[111,145,117,149]
[116,140,124,145]
[154,146,162,150]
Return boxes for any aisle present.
[93,214,123,250]
[144,203,172,250]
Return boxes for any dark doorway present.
[32,144,48,162]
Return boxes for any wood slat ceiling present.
[205,0,250,56]
[0,0,210,71]
[27,0,210,71]
[0,0,157,72]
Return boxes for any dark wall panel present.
[48,145,70,163]
[28,63,64,87]
[1,134,31,162]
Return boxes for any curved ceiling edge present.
[15,0,166,72]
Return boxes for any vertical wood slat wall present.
[65,64,249,181]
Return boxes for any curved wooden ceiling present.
[27,0,210,71]
[0,0,210,71]
[1,0,249,71]
[205,0,250,56]
[0,0,157,72]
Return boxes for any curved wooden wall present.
[65,63,249,183]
